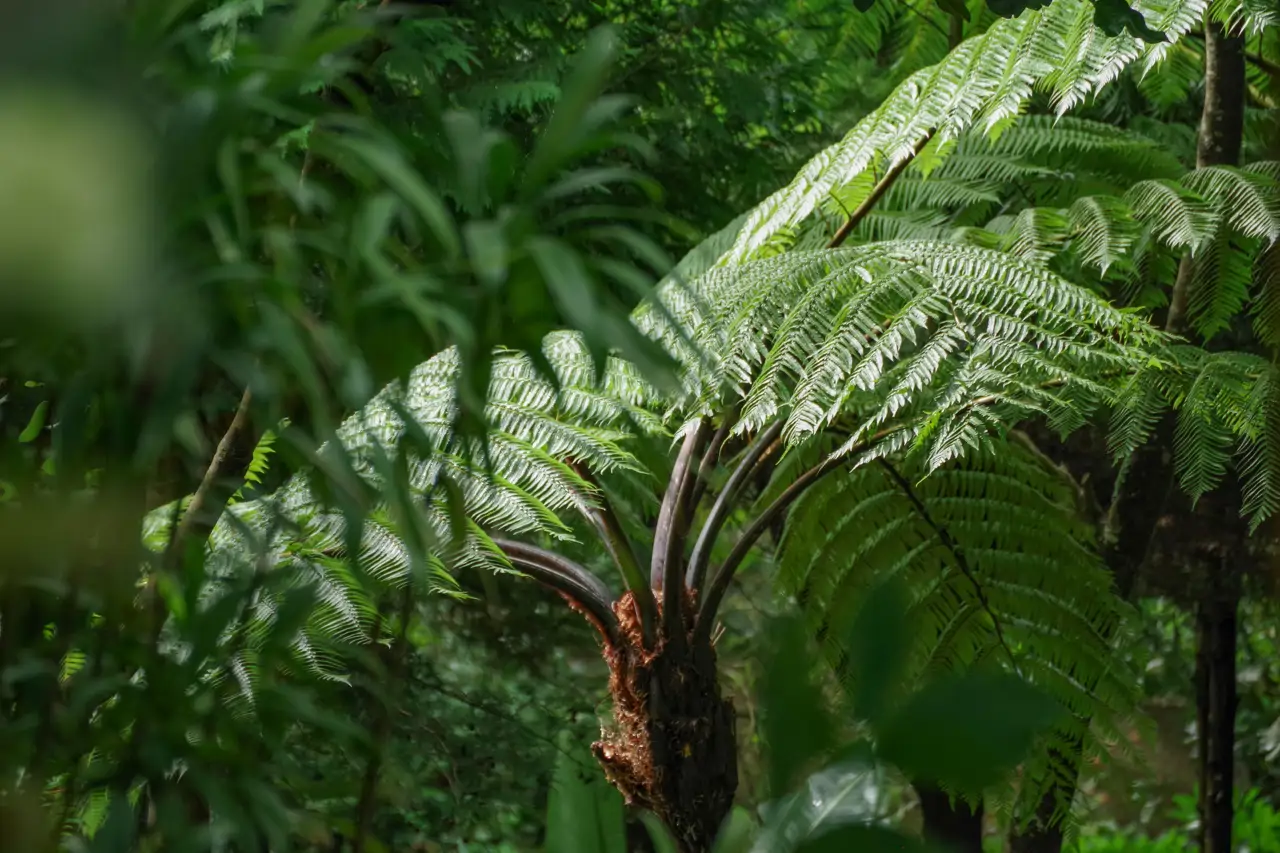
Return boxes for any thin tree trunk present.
[1010,15,1246,853]
[1196,567,1239,853]
[1188,21,1247,853]
[917,783,984,853]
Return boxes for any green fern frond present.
[1181,164,1280,244]
[654,242,1158,463]
[723,0,1203,265]
[1069,195,1142,275]
[1252,241,1280,348]
[1000,208,1073,264]
[229,427,279,505]
[1122,178,1216,251]
[1210,0,1280,36]
[777,442,1138,801]
[1187,231,1258,340]
[1115,347,1280,530]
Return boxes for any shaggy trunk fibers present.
[592,591,738,853]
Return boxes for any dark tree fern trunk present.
[917,783,984,853]
[1196,573,1240,853]
[1010,16,1247,853]
[593,591,738,853]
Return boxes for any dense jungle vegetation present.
[2,0,1280,851]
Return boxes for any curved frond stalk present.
[689,405,740,512]
[695,448,851,642]
[654,421,711,646]
[570,462,655,644]
[491,537,620,645]
[685,420,785,593]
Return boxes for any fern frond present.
[1181,164,1280,244]
[1122,178,1216,251]
[1187,231,1257,341]
[1068,195,1142,275]
[655,242,1160,460]
[1252,241,1280,348]
[1115,347,1280,530]
[723,0,1203,265]
[778,443,1138,801]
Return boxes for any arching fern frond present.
[150,333,666,673]
[776,441,1139,804]
[641,242,1162,466]
[1111,347,1280,530]
[722,0,1204,264]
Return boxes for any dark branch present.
[570,462,656,645]
[685,420,785,592]
[492,537,620,645]
[654,421,712,644]
[651,421,711,591]
[694,450,848,643]
[690,406,740,512]
[827,132,935,250]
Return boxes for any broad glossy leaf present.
[760,616,837,795]
[842,577,911,726]
[875,671,1064,792]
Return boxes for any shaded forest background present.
[1,1,1279,852]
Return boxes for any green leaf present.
[1092,0,1166,43]
[524,27,619,193]
[544,730,627,853]
[641,813,681,853]
[875,671,1064,792]
[18,400,47,443]
[842,577,911,727]
[711,807,757,853]
[760,616,837,794]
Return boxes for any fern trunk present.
[1195,579,1239,853]
[917,783,984,853]
[1188,20,1247,853]
[593,591,738,853]
[1011,14,1249,853]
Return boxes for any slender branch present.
[686,420,786,592]
[694,449,852,643]
[492,538,620,645]
[876,459,1021,675]
[827,132,935,250]
[164,387,254,572]
[654,421,712,644]
[690,406,740,512]
[570,462,656,645]
[651,422,711,593]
